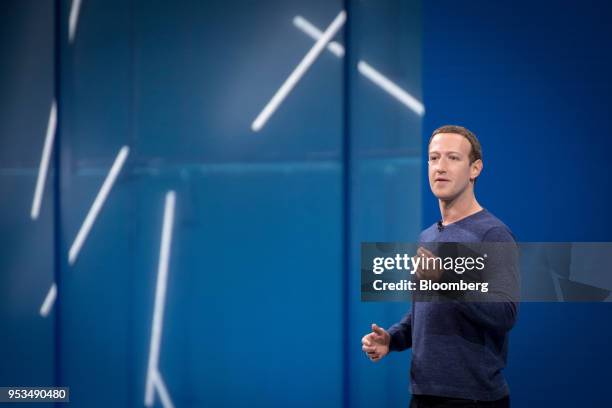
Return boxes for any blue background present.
[422,1,612,406]
[1,0,611,407]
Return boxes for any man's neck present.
[438,188,482,225]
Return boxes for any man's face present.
[428,133,481,201]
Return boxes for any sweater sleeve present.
[453,298,518,332]
[452,226,520,332]
[387,310,413,351]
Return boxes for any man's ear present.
[470,159,483,182]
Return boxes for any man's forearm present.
[387,312,413,351]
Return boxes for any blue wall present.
[0,0,56,400]
[1,1,421,407]
[423,0,612,406]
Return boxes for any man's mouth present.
[434,178,450,183]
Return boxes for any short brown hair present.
[429,125,482,164]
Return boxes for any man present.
[361,125,518,407]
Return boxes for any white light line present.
[251,10,346,132]
[31,101,57,220]
[293,16,425,117]
[68,146,129,266]
[358,61,425,116]
[293,16,344,58]
[68,0,82,44]
[39,282,57,317]
[145,191,176,408]
[154,373,175,408]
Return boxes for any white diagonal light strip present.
[293,16,344,58]
[31,100,57,220]
[145,191,176,408]
[293,15,425,117]
[68,0,82,44]
[39,282,57,317]
[251,10,346,132]
[154,373,175,408]
[358,61,425,116]
[68,145,129,266]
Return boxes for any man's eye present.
[450,156,459,161]
[429,157,438,161]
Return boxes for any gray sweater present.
[388,209,519,401]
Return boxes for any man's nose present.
[434,156,449,172]
[434,161,447,173]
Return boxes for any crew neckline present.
[440,208,486,228]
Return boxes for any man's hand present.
[414,246,444,282]
[361,323,390,362]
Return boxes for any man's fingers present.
[371,323,385,336]
[418,246,434,257]
[362,345,375,353]
[361,334,372,347]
